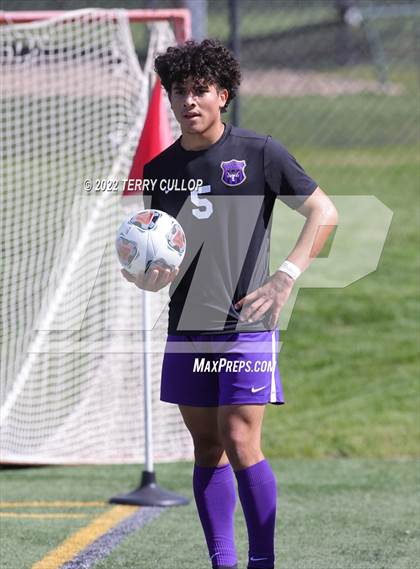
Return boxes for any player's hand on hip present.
[234,270,295,328]
[120,265,179,292]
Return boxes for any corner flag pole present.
[111,79,189,507]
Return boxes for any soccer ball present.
[116,209,186,277]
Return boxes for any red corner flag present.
[123,78,173,196]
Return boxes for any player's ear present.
[218,88,229,110]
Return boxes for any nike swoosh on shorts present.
[251,386,267,393]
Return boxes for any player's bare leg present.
[179,405,238,568]
[218,404,265,470]
[219,404,276,569]
[179,405,228,467]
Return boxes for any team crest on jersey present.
[166,223,186,254]
[220,159,247,187]
[130,210,161,231]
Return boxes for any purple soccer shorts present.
[160,330,284,407]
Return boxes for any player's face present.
[170,78,228,135]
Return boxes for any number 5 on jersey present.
[191,185,213,219]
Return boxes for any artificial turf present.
[1,459,418,569]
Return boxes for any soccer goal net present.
[0,9,193,464]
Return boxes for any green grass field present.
[263,145,419,459]
[253,68,419,460]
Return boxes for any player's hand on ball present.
[120,265,179,292]
[235,270,295,328]
[144,263,179,292]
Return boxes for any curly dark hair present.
[154,39,241,113]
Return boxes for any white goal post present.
[0,9,193,464]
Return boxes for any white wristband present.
[277,260,301,280]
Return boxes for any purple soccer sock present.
[235,459,277,569]
[193,463,238,568]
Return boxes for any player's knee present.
[219,426,249,454]
[192,437,225,467]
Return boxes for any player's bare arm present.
[289,186,339,270]
[121,265,179,292]
[235,187,338,327]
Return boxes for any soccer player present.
[121,39,338,569]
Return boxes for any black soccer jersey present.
[143,123,317,335]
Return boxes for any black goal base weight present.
[109,470,190,507]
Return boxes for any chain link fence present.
[2,0,418,288]
[5,0,418,173]
[219,1,418,151]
